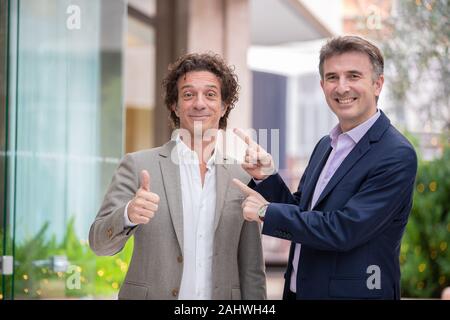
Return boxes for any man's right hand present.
[234,128,275,181]
[128,170,160,224]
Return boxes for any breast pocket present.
[118,281,149,300]
[222,196,245,213]
[334,182,358,193]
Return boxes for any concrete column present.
[155,0,189,146]
[223,0,252,131]
[154,0,251,146]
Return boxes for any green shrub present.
[400,138,450,298]
[7,217,133,299]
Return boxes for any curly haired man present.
[89,53,266,300]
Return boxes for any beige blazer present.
[89,140,267,300]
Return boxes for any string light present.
[429,181,437,192]
[417,183,425,193]
[418,263,426,272]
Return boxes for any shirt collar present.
[329,109,381,147]
[174,133,218,169]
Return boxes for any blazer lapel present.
[301,141,332,210]
[158,140,184,253]
[213,155,229,233]
[312,111,391,209]
[313,138,371,209]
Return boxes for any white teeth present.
[337,98,355,104]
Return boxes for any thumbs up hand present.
[233,178,269,222]
[128,170,160,225]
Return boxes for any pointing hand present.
[234,128,275,181]
[233,178,269,222]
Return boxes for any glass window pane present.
[6,0,126,299]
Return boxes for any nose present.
[336,78,350,95]
[193,94,207,110]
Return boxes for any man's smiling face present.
[320,51,384,132]
[173,71,226,136]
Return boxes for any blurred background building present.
[1,0,448,299]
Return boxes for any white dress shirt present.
[176,137,217,300]
[124,136,217,299]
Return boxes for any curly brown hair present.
[162,52,240,129]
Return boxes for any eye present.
[207,91,217,97]
[350,74,361,79]
[326,75,337,81]
[183,92,194,99]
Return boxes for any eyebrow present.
[180,84,219,90]
[347,70,363,75]
[324,70,363,77]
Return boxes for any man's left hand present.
[233,178,269,222]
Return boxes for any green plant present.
[9,217,133,299]
[400,138,450,298]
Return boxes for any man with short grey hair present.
[234,35,417,299]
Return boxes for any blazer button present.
[107,228,113,239]
[172,288,179,297]
[177,256,183,263]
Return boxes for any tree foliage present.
[383,0,450,131]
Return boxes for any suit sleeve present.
[238,220,267,299]
[251,172,304,205]
[89,153,139,256]
[262,146,418,252]
[249,136,327,205]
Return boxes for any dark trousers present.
[286,290,297,300]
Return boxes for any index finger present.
[232,178,257,196]
[233,128,257,147]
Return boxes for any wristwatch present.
[257,204,269,221]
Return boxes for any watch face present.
[258,205,267,220]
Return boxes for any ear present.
[374,74,384,96]
[320,79,324,91]
[171,104,179,117]
[221,104,227,117]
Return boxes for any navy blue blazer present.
[253,111,417,299]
